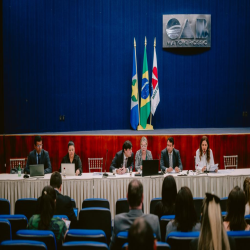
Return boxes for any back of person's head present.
[123,140,132,152]
[175,186,197,231]
[162,175,177,209]
[50,171,62,189]
[128,217,155,250]
[128,179,143,208]
[198,193,230,250]
[34,135,42,145]
[243,177,250,206]
[225,186,247,231]
[39,186,56,230]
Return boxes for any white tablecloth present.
[0,169,250,218]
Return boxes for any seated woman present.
[154,175,177,220]
[224,186,250,231]
[243,177,250,215]
[166,186,200,238]
[195,136,217,173]
[60,141,82,175]
[135,137,153,172]
[28,186,67,244]
[190,193,235,250]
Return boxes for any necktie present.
[169,153,172,168]
[125,158,128,167]
[38,154,41,164]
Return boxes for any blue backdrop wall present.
[2,0,250,133]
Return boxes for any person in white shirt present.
[195,136,216,172]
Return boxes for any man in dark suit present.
[36,171,77,227]
[109,140,134,174]
[110,180,160,250]
[24,135,52,174]
[160,137,183,173]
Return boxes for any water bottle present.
[18,162,21,177]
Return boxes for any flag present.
[140,42,150,129]
[151,41,160,115]
[130,43,139,130]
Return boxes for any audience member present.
[243,177,250,215]
[110,179,160,249]
[154,175,177,220]
[166,186,200,238]
[224,186,250,231]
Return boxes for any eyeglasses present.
[141,145,147,148]
[36,144,43,148]
[205,193,220,204]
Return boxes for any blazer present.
[135,149,153,171]
[60,153,82,174]
[160,148,183,171]
[110,209,161,250]
[109,150,134,172]
[25,149,52,174]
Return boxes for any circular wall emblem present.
[166,18,181,40]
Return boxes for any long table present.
[0,169,250,218]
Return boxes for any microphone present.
[103,149,109,177]
[159,154,164,175]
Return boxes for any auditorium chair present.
[16,230,57,250]
[116,231,129,250]
[160,215,175,242]
[62,241,109,249]
[71,198,76,208]
[15,198,37,220]
[166,231,200,250]
[150,198,162,214]
[53,215,69,220]
[79,207,112,244]
[122,242,171,249]
[0,240,48,250]
[0,219,12,243]
[65,229,107,244]
[0,215,28,240]
[220,197,228,212]
[0,198,10,215]
[193,197,204,221]
[227,231,250,250]
[82,198,110,209]
[115,198,144,214]
[245,214,250,224]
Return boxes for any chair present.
[79,208,111,244]
[0,240,48,250]
[88,158,103,173]
[223,155,238,169]
[73,208,78,219]
[82,198,110,209]
[62,241,109,249]
[220,197,228,212]
[15,198,37,220]
[122,242,171,249]
[0,219,12,243]
[16,230,56,250]
[65,229,107,244]
[227,231,250,250]
[150,198,162,214]
[193,197,204,221]
[0,215,28,240]
[116,198,144,214]
[0,198,10,215]
[166,231,200,250]
[71,199,76,208]
[245,214,250,225]
[160,215,175,242]
[116,231,129,250]
[53,215,69,220]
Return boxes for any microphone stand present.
[103,149,109,177]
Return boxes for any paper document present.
[208,164,218,172]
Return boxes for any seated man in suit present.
[110,180,160,249]
[24,135,52,174]
[109,140,134,174]
[36,171,77,228]
[160,137,183,173]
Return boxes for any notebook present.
[142,160,160,177]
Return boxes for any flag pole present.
[150,37,156,125]
[134,37,140,125]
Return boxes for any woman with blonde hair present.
[135,137,153,171]
[190,193,235,250]
[243,177,250,215]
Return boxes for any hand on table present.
[75,169,80,176]
[175,167,180,173]
[166,167,173,173]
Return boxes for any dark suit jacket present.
[160,148,183,171]
[25,149,52,174]
[109,150,134,172]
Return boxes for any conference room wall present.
[1,134,250,173]
[2,0,250,134]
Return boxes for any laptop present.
[61,163,75,176]
[30,164,44,177]
[142,160,160,177]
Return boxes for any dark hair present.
[199,136,210,163]
[128,217,154,250]
[225,186,247,231]
[34,135,42,145]
[50,172,62,189]
[38,186,56,230]
[243,177,250,206]
[174,186,197,231]
[68,141,75,148]
[167,137,174,146]
[161,175,177,212]
[123,140,132,152]
[128,180,143,208]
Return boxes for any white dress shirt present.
[195,149,214,171]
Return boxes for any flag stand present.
[137,124,153,130]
